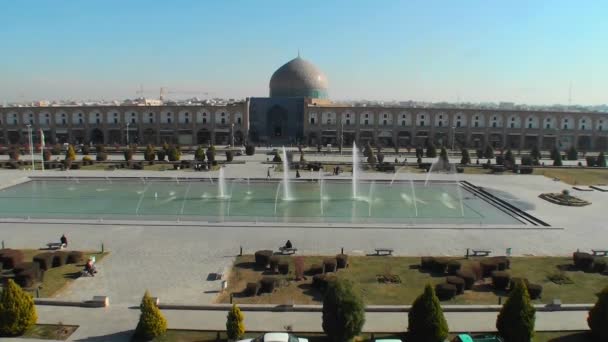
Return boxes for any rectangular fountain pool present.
[0,178,525,225]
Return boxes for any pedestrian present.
[296,170,301,178]
[267,168,271,180]
[60,234,68,247]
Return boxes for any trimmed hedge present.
[420,256,434,270]
[446,276,465,294]
[245,282,259,297]
[431,258,450,274]
[573,252,594,271]
[33,252,54,271]
[336,254,348,269]
[491,271,511,291]
[528,283,543,299]
[278,261,289,275]
[455,270,475,290]
[447,261,461,275]
[435,283,457,301]
[491,256,510,270]
[323,258,337,273]
[51,251,69,268]
[592,258,606,273]
[308,264,323,276]
[312,273,337,293]
[0,249,24,269]
[15,269,37,288]
[259,277,276,293]
[254,250,273,268]
[66,251,85,264]
[480,259,499,278]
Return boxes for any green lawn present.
[219,255,607,305]
[534,168,608,186]
[20,249,108,298]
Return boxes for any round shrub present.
[0,249,24,270]
[13,262,41,280]
[455,270,475,290]
[51,252,69,268]
[259,277,276,293]
[447,261,461,275]
[15,269,37,288]
[420,256,434,270]
[66,251,85,264]
[435,283,457,301]
[278,261,289,275]
[491,256,510,270]
[446,276,465,294]
[573,252,594,271]
[336,254,348,269]
[592,258,606,273]
[33,253,54,271]
[491,271,511,291]
[245,145,255,156]
[308,264,323,276]
[254,250,273,268]
[269,256,280,273]
[528,283,543,299]
[431,258,450,274]
[312,273,337,293]
[245,282,259,297]
[323,258,337,273]
[480,259,499,278]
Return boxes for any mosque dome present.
[269,57,328,99]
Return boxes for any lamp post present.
[230,123,235,148]
[451,125,456,158]
[126,122,130,146]
[26,124,34,170]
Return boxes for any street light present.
[126,122,130,146]
[26,124,34,170]
[451,126,456,157]
[230,123,235,147]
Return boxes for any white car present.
[237,332,309,342]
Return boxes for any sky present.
[1,0,607,105]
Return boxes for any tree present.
[272,150,282,162]
[245,145,255,156]
[553,149,563,166]
[566,146,578,160]
[439,147,448,164]
[363,143,373,158]
[9,148,20,161]
[65,145,76,161]
[484,145,494,159]
[530,145,541,161]
[194,146,206,162]
[504,149,515,166]
[407,284,448,342]
[426,143,437,158]
[415,146,424,159]
[598,152,606,167]
[134,290,167,340]
[496,280,535,342]
[167,145,181,161]
[322,279,365,342]
[225,150,234,162]
[226,304,245,340]
[156,149,166,161]
[206,146,216,162]
[144,145,156,162]
[0,279,37,336]
[460,149,471,165]
[550,146,559,160]
[476,149,484,159]
[123,148,133,161]
[588,286,608,341]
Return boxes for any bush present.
[519,166,534,174]
[470,261,483,280]
[278,261,289,275]
[447,261,461,275]
[521,155,533,166]
[531,146,541,161]
[491,271,511,291]
[226,304,245,341]
[480,259,499,278]
[167,145,181,161]
[509,277,530,291]
[527,284,543,299]
[245,145,255,156]
[134,290,167,340]
[9,149,20,161]
[431,258,450,274]
[225,150,234,162]
[0,249,24,269]
[322,279,365,342]
[96,151,108,161]
[593,258,607,273]
[33,253,54,271]
[260,277,276,293]
[308,264,323,276]
[573,252,594,271]
[65,145,76,161]
[588,286,608,341]
[14,269,37,288]
[66,251,85,264]
[51,144,62,155]
[426,143,437,158]
[567,146,578,160]
[206,147,216,162]
[435,283,457,300]
[156,149,166,161]
[245,282,259,296]
[460,149,471,165]
[294,256,305,280]
[586,156,597,167]
[254,250,273,268]
[491,256,510,270]
[408,284,449,342]
[598,152,606,167]
[455,270,475,290]
[446,276,465,294]
[123,149,133,161]
[336,254,348,269]
[0,279,37,336]
[484,145,494,159]
[323,258,337,273]
[51,251,69,268]
[420,256,434,270]
[496,281,536,342]
[313,273,337,293]
[476,149,484,159]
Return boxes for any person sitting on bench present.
[285,240,293,249]
[60,234,68,247]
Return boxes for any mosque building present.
[0,56,606,151]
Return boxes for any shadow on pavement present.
[74,330,133,342]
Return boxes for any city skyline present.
[1,0,607,105]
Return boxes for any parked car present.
[237,332,309,342]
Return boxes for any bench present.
[46,242,66,250]
[592,249,608,257]
[468,249,492,257]
[278,247,297,255]
[374,248,394,256]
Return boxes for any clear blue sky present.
[1,0,606,104]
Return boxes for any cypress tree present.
[567,146,578,160]
[426,143,437,158]
[530,145,541,161]
[134,290,167,340]
[322,279,365,342]
[598,152,606,167]
[505,149,515,166]
[408,284,448,342]
[145,145,156,162]
[206,146,216,162]
[553,150,563,166]
[496,281,535,342]
[588,286,608,341]
[460,148,471,165]
[226,304,245,340]
[65,145,76,161]
[0,279,37,336]
[484,145,494,159]
[195,146,206,161]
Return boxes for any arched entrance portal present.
[267,105,288,138]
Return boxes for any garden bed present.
[539,192,591,206]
